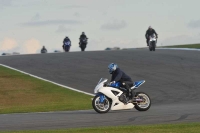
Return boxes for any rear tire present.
[134,92,151,111]
[92,95,111,113]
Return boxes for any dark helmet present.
[82,32,85,35]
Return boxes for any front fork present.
[97,93,106,103]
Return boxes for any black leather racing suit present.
[111,68,133,97]
[145,29,158,46]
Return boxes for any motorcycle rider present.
[62,36,71,52]
[145,26,158,46]
[63,36,71,52]
[79,32,88,45]
[41,46,47,53]
[108,63,135,103]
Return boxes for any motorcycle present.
[92,78,151,113]
[63,40,71,52]
[79,38,88,51]
[149,34,157,51]
[41,49,47,53]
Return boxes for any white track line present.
[157,48,200,51]
[0,64,94,96]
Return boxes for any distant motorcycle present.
[63,40,71,52]
[92,78,151,113]
[79,38,88,51]
[149,34,157,51]
[41,49,47,53]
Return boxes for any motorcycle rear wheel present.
[134,92,151,111]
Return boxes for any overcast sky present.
[0,0,200,54]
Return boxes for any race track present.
[0,49,200,131]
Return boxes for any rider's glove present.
[110,81,116,86]
[111,81,115,84]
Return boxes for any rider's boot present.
[122,94,129,104]
[125,89,132,103]
[128,90,136,103]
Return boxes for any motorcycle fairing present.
[133,80,145,88]
[98,87,134,110]
[64,41,71,46]
[110,82,121,88]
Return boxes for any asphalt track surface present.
[0,49,200,131]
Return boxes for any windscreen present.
[97,78,108,85]
[150,34,156,38]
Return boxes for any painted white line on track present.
[0,109,95,115]
[0,64,94,96]
[157,48,200,51]
[0,51,68,57]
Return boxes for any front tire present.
[81,47,85,51]
[149,43,152,51]
[134,92,151,111]
[92,95,111,113]
[152,41,156,51]
[80,44,86,51]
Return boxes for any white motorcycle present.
[149,34,157,51]
[92,78,151,113]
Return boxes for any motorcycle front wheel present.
[92,95,111,113]
[80,45,86,51]
[149,45,152,51]
[152,41,156,51]
[134,92,151,111]
[64,45,70,52]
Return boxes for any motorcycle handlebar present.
[104,83,110,87]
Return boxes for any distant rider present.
[108,63,135,103]
[41,46,47,53]
[62,36,71,49]
[79,32,88,45]
[145,26,158,46]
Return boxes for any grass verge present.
[1,123,200,133]
[0,65,93,114]
[163,43,200,49]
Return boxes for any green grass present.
[1,123,200,133]
[0,65,93,114]
[163,43,200,49]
